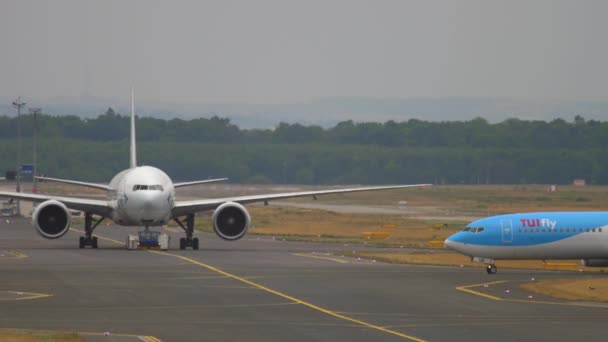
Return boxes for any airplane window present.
[600,228,603,233]
[536,228,540,233]
[132,184,163,191]
[542,229,546,233]
[524,229,528,233]
[580,228,583,232]
[586,228,590,232]
[518,229,521,233]
[560,228,563,233]
[477,228,484,233]
[592,228,596,233]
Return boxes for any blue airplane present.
[444,212,608,274]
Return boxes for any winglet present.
[130,88,137,168]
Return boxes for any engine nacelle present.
[33,200,71,239]
[581,259,608,267]
[212,202,251,241]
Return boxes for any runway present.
[1,218,607,341]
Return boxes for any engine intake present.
[33,200,71,239]
[212,202,251,241]
[581,259,608,267]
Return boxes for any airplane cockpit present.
[132,184,164,191]
[462,226,485,233]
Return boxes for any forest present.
[0,108,605,184]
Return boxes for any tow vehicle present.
[127,229,169,250]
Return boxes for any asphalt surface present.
[1,218,608,342]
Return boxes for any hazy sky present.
[2,0,607,104]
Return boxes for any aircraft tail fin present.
[130,88,137,168]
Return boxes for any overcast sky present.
[2,0,607,105]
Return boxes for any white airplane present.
[0,91,430,249]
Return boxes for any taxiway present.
[1,218,607,341]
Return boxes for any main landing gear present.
[486,264,498,274]
[174,214,199,250]
[79,212,104,249]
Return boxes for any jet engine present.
[581,259,608,267]
[212,202,251,241]
[33,200,72,239]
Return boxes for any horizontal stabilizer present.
[173,178,228,188]
[35,176,110,191]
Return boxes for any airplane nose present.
[444,237,454,249]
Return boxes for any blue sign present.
[20,164,33,174]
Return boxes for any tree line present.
[0,109,606,149]
[0,109,606,184]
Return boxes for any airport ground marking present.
[0,250,29,260]
[0,328,161,341]
[292,252,349,264]
[68,229,427,340]
[149,250,427,342]
[0,291,53,301]
[69,228,125,245]
[456,280,608,309]
[455,280,508,301]
[69,229,608,311]
[179,275,231,280]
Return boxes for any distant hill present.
[1,95,607,128]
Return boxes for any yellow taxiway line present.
[149,250,426,342]
[0,250,29,260]
[456,280,608,309]
[0,291,53,301]
[455,281,507,301]
[6,250,28,259]
[70,229,426,341]
[69,228,124,245]
[0,328,161,341]
[291,253,349,264]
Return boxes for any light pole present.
[29,108,41,194]
[12,97,26,215]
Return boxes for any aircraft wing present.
[35,176,110,191]
[172,184,431,217]
[0,191,112,217]
[174,178,228,188]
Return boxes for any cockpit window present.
[463,227,471,232]
[463,227,484,233]
[132,184,164,191]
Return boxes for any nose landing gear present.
[174,214,199,250]
[486,264,498,274]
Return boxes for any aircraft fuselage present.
[108,166,175,226]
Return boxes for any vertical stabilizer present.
[130,88,137,168]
